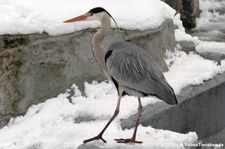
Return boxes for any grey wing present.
[106,41,177,105]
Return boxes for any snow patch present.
[175,29,199,44]
[0,0,177,35]
[165,50,225,94]
[0,81,197,149]
[196,41,225,54]
[196,0,225,30]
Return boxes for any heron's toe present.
[83,135,107,144]
[114,138,142,144]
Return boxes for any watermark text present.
[181,142,224,148]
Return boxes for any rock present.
[162,0,200,30]
[180,0,200,29]
[0,39,4,52]
[177,40,196,53]
[0,19,175,128]
[193,0,200,18]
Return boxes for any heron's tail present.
[155,80,178,105]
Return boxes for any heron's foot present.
[83,134,107,144]
[115,138,142,144]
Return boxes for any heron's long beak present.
[63,13,91,23]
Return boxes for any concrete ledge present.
[197,52,225,65]
[0,19,175,128]
[121,72,225,139]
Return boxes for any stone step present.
[77,72,225,149]
[200,127,225,148]
[189,29,225,41]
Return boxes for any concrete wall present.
[0,19,175,128]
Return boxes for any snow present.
[0,81,197,149]
[199,0,225,11]
[165,50,225,94]
[196,41,225,55]
[1,49,225,148]
[173,13,199,44]
[174,29,199,44]
[0,0,177,35]
[194,0,225,55]
[0,0,193,46]
[196,0,225,30]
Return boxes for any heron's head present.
[63,7,118,28]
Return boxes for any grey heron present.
[64,7,177,144]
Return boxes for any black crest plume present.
[88,7,118,30]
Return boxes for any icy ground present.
[0,50,225,149]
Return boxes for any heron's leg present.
[115,97,143,144]
[83,86,123,144]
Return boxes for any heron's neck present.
[92,14,111,74]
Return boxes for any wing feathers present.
[106,41,177,105]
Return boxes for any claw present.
[83,135,107,144]
[115,138,142,144]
